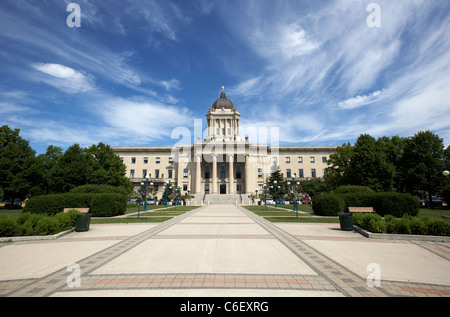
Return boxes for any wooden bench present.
[348,207,375,213]
[63,208,90,213]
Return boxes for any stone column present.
[212,155,217,194]
[195,155,202,194]
[228,154,234,194]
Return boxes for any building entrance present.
[219,184,226,194]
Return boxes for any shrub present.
[335,185,374,194]
[355,213,450,236]
[70,184,128,196]
[35,217,59,236]
[0,215,18,237]
[23,193,126,217]
[312,194,345,216]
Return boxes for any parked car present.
[289,199,299,205]
[276,198,285,205]
[302,198,312,205]
[158,198,167,205]
[425,196,443,207]
[414,196,425,207]
[146,199,156,205]
[265,198,275,205]
[4,199,22,209]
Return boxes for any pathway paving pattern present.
[1,204,449,297]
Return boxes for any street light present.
[164,181,171,209]
[255,189,258,206]
[272,180,279,208]
[263,184,268,210]
[444,170,450,177]
[142,174,153,212]
[288,174,300,218]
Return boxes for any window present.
[204,166,211,179]
[216,128,220,135]
[298,157,303,163]
[227,127,231,136]
[310,156,315,163]
[220,166,226,179]
[236,184,241,192]
[130,169,135,178]
[311,169,316,178]
[299,169,304,178]
[322,156,327,163]
[183,184,188,191]
[156,157,160,164]
[272,156,278,163]
[155,169,160,178]
[169,157,173,164]
[285,157,290,163]
[286,169,291,178]
[131,157,136,164]
[142,169,147,178]
[168,169,173,179]
[235,166,242,179]
[143,157,148,164]
[324,169,327,175]
[183,169,188,178]
[120,157,124,163]
[258,168,263,178]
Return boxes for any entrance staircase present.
[190,194,253,205]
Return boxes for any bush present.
[335,185,374,194]
[0,211,79,237]
[23,193,126,217]
[70,184,128,196]
[354,213,450,236]
[0,215,18,237]
[312,194,345,216]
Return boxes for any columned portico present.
[212,155,217,194]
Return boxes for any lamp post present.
[444,170,450,177]
[175,186,181,210]
[263,184,268,210]
[272,180,279,208]
[141,174,153,212]
[255,189,258,205]
[288,174,300,218]
[164,181,172,209]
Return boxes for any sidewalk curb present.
[353,225,450,242]
[0,228,74,243]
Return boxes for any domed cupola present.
[205,87,241,142]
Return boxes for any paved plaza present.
[0,204,449,297]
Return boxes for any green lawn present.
[417,206,450,220]
[243,205,338,223]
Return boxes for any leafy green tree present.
[324,142,353,189]
[267,168,289,198]
[347,134,395,192]
[400,131,445,206]
[86,142,131,190]
[299,178,329,198]
[0,125,36,200]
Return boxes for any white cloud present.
[337,91,383,110]
[31,63,95,93]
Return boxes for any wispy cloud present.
[337,91,383,110]
[31,63,95,93]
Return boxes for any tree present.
[0,125,36,200]
[267,168,289,198]
[86,142,131,190]
[324,142,353,189]
[400,131,445,206]
[346,134,395,192]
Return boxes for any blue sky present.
[1,0,449,154]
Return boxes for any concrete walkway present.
[0,204,449,297]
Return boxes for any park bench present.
[348,207,375,213]
[63,208,90,213]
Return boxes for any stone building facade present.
[112,89,336,202]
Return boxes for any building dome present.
[210,90,237,111]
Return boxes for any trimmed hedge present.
[70,184,128,196]
[0,211,78,237]
[353,213,450,236]
[312,192,419,217]
[23,193,126,217]
[334,185,374,194]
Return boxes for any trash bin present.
[338,212,353,231]
[75,213,92,232]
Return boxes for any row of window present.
[130,167,324,180]
[130,169,188,179]
[280,156,328,164]
[125,157,174,164]
[124,156,328,165]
